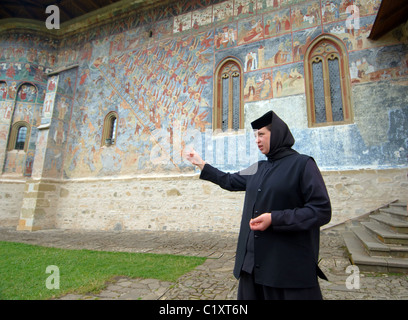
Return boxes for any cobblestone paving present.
[1,225,407,300]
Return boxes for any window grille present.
[304,35,353,127]
[214,58,244,131]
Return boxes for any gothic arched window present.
[304,34,353,127]
[214,58,244,131]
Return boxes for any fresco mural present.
[321,0,353,24]
[213,0,234,25]
[238,16,264,45]
[215,23,237,50]
[291,0,321,31]
[354,0,381,16]
[174,12,193,34]
[2,82,43,176]
[262,33,293,67]
[0,0,407,179]
[0,82,7,101]
[244,68,273,101]
[264,8,292,38]
[293,27,322,61]
[234,0,257,19]
[192,6,214,31]
[62,28,217,176]
[324,15,378,50]
[272,62,305,97]
[32,68,77,180]
[349,44,408,84]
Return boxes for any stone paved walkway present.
[1,225,407,300]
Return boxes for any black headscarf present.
[251,111,298,162]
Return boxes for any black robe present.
[200,153,331,288]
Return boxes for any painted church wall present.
[1,0,407,181]
[67,0,407,177]
[0,29,54,177]
[0,81,47,177]
[246,80,408,171]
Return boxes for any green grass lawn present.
[0,241,206,300]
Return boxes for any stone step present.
[344,231,389,273]
[370,213,408,234]
[351,226,408,258]
[380,206,408,222]
[361,221,408,245]
[390,200,408,209]
[351,226,389,255]
[343,231,408,273]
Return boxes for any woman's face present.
[255,127,271,155]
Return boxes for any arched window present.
[102,111,118,146]
[15,126,27,150]
[214,57,244,131]
[7,121,30,152]
[304,34,353,127]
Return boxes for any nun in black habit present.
[185,111,332,300]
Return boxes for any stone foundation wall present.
[323,168,408,227]
[56,174,244,232]
[0,179,25,226]
[17,180,62,231]
[55,168,408,232]
[1,168,407,232]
